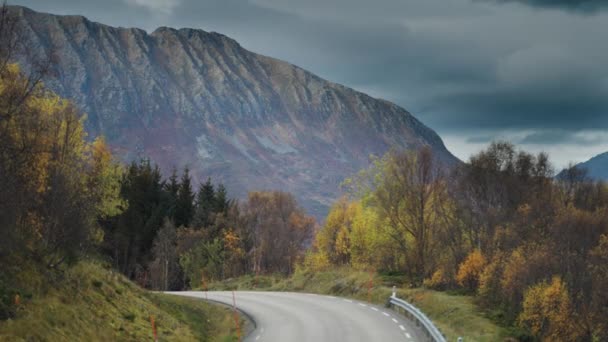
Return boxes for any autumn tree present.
[314,198,355,266]
[589,235,608,340]
[241,191,315,275]
[374,147,448,282]
[312,198,391,271]
[179,238,224,284]
[456,250,486,292]
[519,277,582,341]
[0,62,124,269]
[453,142,553,254]
[149,219,179,290]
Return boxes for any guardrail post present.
[388,294,447,342]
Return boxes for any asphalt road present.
[167,291,423,342]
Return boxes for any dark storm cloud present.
[466,135,497,144]
[9,0,608,165]
[487,0,608,13]
[519,130,606,145]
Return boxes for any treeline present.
[0,5,314,319]
[100,164,315,290]
[308,144,608,341]
[0,55,315,303]
[0,37,124,319]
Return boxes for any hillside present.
[0,261,240,341]
[564,152,608,181]
[7,5,458,217]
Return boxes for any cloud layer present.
[10,0,608,167]
[487,0,608,13]
[124,0,181,14]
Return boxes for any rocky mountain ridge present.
[562,152,608,181]
[8,5,459,218]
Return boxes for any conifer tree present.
[174,167,194,227]
[215,183,230,214]
[193,178,215,228]
[165,167,179,220]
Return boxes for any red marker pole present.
[150,315,158,342]
[232,291,242,342]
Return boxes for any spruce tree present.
[174,167,194,227]
[193,178,215,228]
[215,183,230,214]
[112,159,164,276]
[165,167,180,221]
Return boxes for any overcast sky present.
[12,0,608,168]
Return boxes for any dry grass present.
[209,267,515,342]
[0,261,238,341]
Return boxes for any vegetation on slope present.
[0,11,239,340]
[207,268,513,342]
[0,260,239,341]
[301,145,608,341]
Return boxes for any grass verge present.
[0,260,239,341]
[208,268,517,342]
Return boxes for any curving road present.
[167,291,423,342]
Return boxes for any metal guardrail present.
[388,287,448,342]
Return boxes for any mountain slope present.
[0,261,239,341]
[8,6,458,217]
[564,152,608,181]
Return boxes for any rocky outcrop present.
[9,6,459,218]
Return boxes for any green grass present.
[208,267,516,342]
[0,260,239,341]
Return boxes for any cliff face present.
[9,6,458,218]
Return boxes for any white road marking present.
[371,307,379,312]
[358,303,367,307]
[327,296,337,299]
[405,333,412,339]
[399,325,406,331]
[392,318,399,324]
[255,335,260,340]
[344,299,353,303]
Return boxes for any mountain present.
[562,152,608,181]
[7,6,459,218]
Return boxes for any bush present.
[456,250,486,292]
[424,269,450,290]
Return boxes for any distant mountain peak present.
[7,5,459,218]
[560,152,608,181]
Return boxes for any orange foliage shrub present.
[456,250,486,291]
[519,277,582,341]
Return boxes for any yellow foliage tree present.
[478,253,506,305]
[223,229,246,278]
[519,276,582,341]
[349,204,380,269]
[0,63,123,265]
[456,250,486,291]
[88,137,125,218]
[314,198,357,265]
